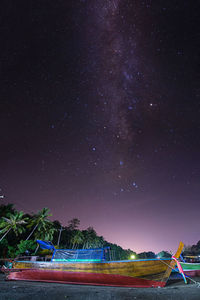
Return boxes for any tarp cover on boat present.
[36,240,55,251]
[52,248,109,262]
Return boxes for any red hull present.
[8,269,165,288]
[184,270,200,277]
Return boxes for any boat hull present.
[5,258,172,288]
[7,269,166,288]
[180,262,200,277]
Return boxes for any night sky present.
[0,1,199,253]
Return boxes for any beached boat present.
[171,255,200,278]
[180,262,200,277]
[2,240,184,288]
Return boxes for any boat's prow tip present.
[174,241,184,259]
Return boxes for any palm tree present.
[92,237,104,248]
[71,230,84,249]
[35,221,57,241]
[26,208,52,240]
[98,236,105,247]
[33,222,57,254]
[82,227,98,249]
[67,218,80,231]
[0,211,28,242]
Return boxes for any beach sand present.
[0,273,200,300]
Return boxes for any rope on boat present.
[185,276,200,287]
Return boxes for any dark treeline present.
[1,204,199,259]
[0,204,136,259]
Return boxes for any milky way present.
[93,0,135,141]
[84,0,159,191]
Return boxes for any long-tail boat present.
[180,262,200,277]
[179,255,200,277]
[171,255,200,278]
[2,240,184,288]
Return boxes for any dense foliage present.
[0,203,136,259]
[2,203,196,260]
[183,242,200,256]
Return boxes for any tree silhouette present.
[0,211,28,242]
[67,218,80,231]
[35,221,57,241]
[26,208,52,240]
[0,203,15,218]
[71,230,84,249]
[83,227,98,248]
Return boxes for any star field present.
[0,0,199,253]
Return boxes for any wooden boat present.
[171,255,200,278]
[2,241,184,288]
[180,262,200,277]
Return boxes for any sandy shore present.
[0,273,200,300]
